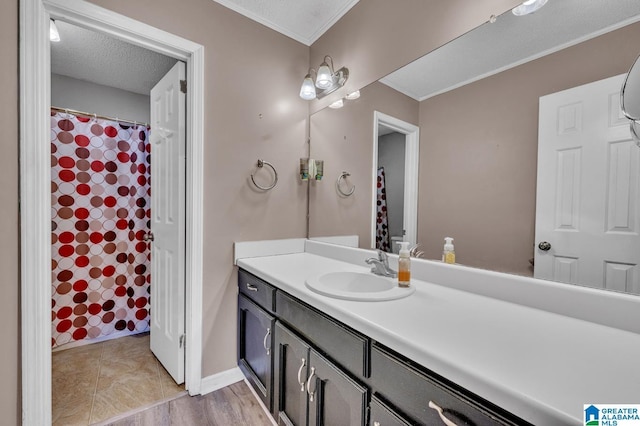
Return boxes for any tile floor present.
[52,333,186,426]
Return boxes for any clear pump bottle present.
[397,241,411,287]
[442,237,455,264]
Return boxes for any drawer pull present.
[263,327,270,356]
[297,358,307,391]
[373,423,381,426]
[245,283,259,292]
[428,400,458,426]
[306,366,317,402]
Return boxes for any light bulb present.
[315,61,333,89]
[512,0,547,16]
[299,74,316,100]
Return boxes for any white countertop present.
[235,239,640,426]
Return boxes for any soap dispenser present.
[442,237,455,264]
[397,241,411,287]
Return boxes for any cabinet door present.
[307,349,368,426]
[273,322,310,426]
[238,294,275,411]
[369,396,412,426]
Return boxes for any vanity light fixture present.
[512,0,548,16]
[299,55,349,100]
[329,99,344,109]
[50,19,60,42]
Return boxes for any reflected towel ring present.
[251,159,278,191]
[336,171,355,196]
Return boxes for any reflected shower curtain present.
[375,167,391,252]
[51,110,151,348]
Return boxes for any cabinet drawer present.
[276,291,369,378]
[370,344,515,426]
[238,269,276,313]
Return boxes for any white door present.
[535,74,640,293]
[150,61,186,383]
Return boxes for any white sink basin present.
[305,271,416,301]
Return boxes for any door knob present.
[143,232,155,242]
[538,241,551,251]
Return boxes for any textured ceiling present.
[380,0,640,101]
[51,20,178,96]
[212,0,359,45]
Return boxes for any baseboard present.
[199,367,245,395]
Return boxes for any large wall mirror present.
[309,0,640,295]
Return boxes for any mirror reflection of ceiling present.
[381,0,640,101]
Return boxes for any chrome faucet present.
[365,250,397,278]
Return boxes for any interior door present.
[149,61,186,383]
[535,74,640,293]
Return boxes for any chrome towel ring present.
[336,171,355,196]
[251,159,278,191]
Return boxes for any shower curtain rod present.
[51,106,149,128]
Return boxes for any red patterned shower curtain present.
[375,167,391,252]
[51,110,151,348]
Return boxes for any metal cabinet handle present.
[306,367,317,402]
[297,358,307,392]
[428,400,458,426]
[538,241,551,251]
[263,328,270,356]
[373,422,381,426]
[245,283,258,292]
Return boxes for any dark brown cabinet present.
[237,294,275,412]
[273,322,368,426]
[237,268,528,426]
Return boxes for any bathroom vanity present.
[235,239,640,426]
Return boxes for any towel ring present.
[251,159,278,191]
[336,171,355,196]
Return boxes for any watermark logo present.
[585,405,640,426]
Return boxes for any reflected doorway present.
[372,111,420,253]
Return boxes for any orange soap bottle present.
[396,241,411,287]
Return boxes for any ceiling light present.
[512,0,547,16]
[299,55,349,100]
[345,90,360,100]
[50,19,60,42]
[329,99,344,109]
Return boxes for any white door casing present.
[150,61,186,383]
[535,74,640,293]
[20,1,204,424]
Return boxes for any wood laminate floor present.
[99,381,273,426]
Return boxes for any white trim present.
[20,1,205,423]
[199,367,245,395]
[371,111,420,249]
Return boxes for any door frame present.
[20,0,205,424]
[371,111,420,249]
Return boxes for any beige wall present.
[1,0,19,422]
[309,0,522,112]
[309,82,418,246]
[418,22,640,275]
[85,0,310,378]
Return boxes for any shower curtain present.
[51,110,151,348]
[375,167,391,252]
